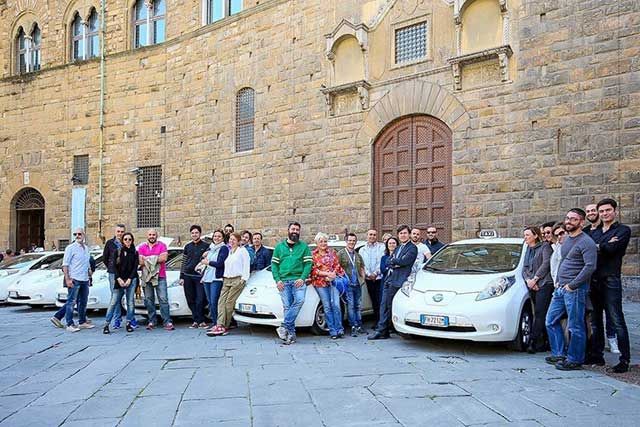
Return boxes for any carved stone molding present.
[320,80,372,116]
[447,44,513,90]
[325,19,370,60]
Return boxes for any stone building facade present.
[0,0,638,277]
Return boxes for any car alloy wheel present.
[311,303,329,335]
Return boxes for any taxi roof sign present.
[478,229,499,239]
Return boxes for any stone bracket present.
[447,44,513,90]
[321,80,371,116]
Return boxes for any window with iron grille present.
[58,239,70,251]
[73,155,89,185]
[235,87,255,152]
[136,165,162,228]
[395,22,427,64]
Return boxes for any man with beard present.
[139,229,174,331]
[584,203,600,234]
[544,208,597,370]
[587,198,631,373]
[271,222,312,344]
[102,224,126,329]
[224,224,235,244]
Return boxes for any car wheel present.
[508,304,533,352]
[396,331,414,340]
[311,303,329,335]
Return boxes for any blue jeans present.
[144,278,172,325]
[105,279,137,324]
[345,284,363,328]
[108,273,122,323]
[54,279,90,326]
[203,280,223,324]
[316,285,343,336]
[545,285,588,364]
[279,280,306,336]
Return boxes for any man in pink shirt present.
[138,229,174,331]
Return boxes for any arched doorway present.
[13,188,45,252]
[373,115,452,241]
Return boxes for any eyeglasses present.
[426,231,436,234]
[554,231,566,237]
[72,233,83,236]
[123,238,133,242]
[565,216,581,222]
[543,231,552,235]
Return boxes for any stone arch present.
[332,35,365,85]
[10,187,46,251]
[358,80,470,145]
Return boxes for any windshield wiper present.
[443,268,499,273]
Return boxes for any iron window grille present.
[395,22,427,64]
[235,87,255,152]
[136,165,162,228]
[58,239,70,251]
[73,155,89,185]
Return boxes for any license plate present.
[8,291,18,298]
[239,303,256,313]
[57,293,67,301]
[420,314,449,327]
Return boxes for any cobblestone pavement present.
[0,302,638,427]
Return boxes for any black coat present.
[115,246,139,288]
[522,242,553,288]
[102,237,120,274]
[383,242,418,287]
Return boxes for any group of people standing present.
[48,198,632,374]
[521,198,631,373]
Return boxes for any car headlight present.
[401,279,414,297]
[476,276,516,301]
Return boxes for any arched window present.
[71,13,85,61]
[31,25,41,71]
[87,9,100,58]
[16,27,27,74]
[235,88,255,152]
[15,24,42,74]
[205,0,243,24]
[134,0,166,48]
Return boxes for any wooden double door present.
[373,115,452,241]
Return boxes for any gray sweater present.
[556,232,597,290]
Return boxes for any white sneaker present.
[66,325,80,332]
[608,337,621,354]
[78,323,95,330]
[276,326,288,341]
[50,317,64,328]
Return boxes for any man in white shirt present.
[359,229,385,324]
[411,228,431,277]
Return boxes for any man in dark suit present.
[369,225,418,340]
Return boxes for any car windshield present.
[0,254,43,269]
[31,253,65,270]
[425,243,522,274]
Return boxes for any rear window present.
[425,243,522,273]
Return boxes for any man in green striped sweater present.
[271,222,313,344]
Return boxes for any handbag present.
[333,275,350,295]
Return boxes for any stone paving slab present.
[0,304,639,426]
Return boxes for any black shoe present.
[526,344,536,354]
[337,331,344,338]
[356,326,367,335]
[584,356,606,366]
[555,360,582,371]
[126,322,134,333]
[610,361,629,373]
[545,355,565,365]
[102,325,110,335]
[368,332,390,340]
[351,327,358,337]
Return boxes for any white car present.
[0,252,65,302]
[234,241,372,334]
[392,237,532,351]
[7,255,66,306]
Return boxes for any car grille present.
[405,321,477,333]
[11,296,30,300]
[233,310,277,319]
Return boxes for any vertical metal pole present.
[98,0,106,242]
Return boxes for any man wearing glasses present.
[424,226,445,257]
[50,228,95,332]
[544,209,597,370]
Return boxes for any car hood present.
[10,271,64,290]
[246,269,276,288]
[413,269,513,294]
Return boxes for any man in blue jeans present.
[50,228,95,332]
[338,233,366,336]
[545,208,597,370]
[271,222,313,345]
[102,224,126,329]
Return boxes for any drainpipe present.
[98,0,106,242]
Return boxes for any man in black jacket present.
[587,198,632,373]
[102,224,126,328]
[369,225,418,340]
[180,225,210,328]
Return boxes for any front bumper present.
[392,289,520,342]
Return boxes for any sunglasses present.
[543,231,552,235]
[73,233,83,236]
[123,238,133,241]
[426,231,436,234]
[554,231,566,237]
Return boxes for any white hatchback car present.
[1,252,65,303]
[234,241,372,334]
[7,255,66,306]
[392,238,532,351]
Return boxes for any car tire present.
[311,303,330,335]
[397,331,414,340]
[508,304,533,352]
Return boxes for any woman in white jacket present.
[208,232,250,336]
